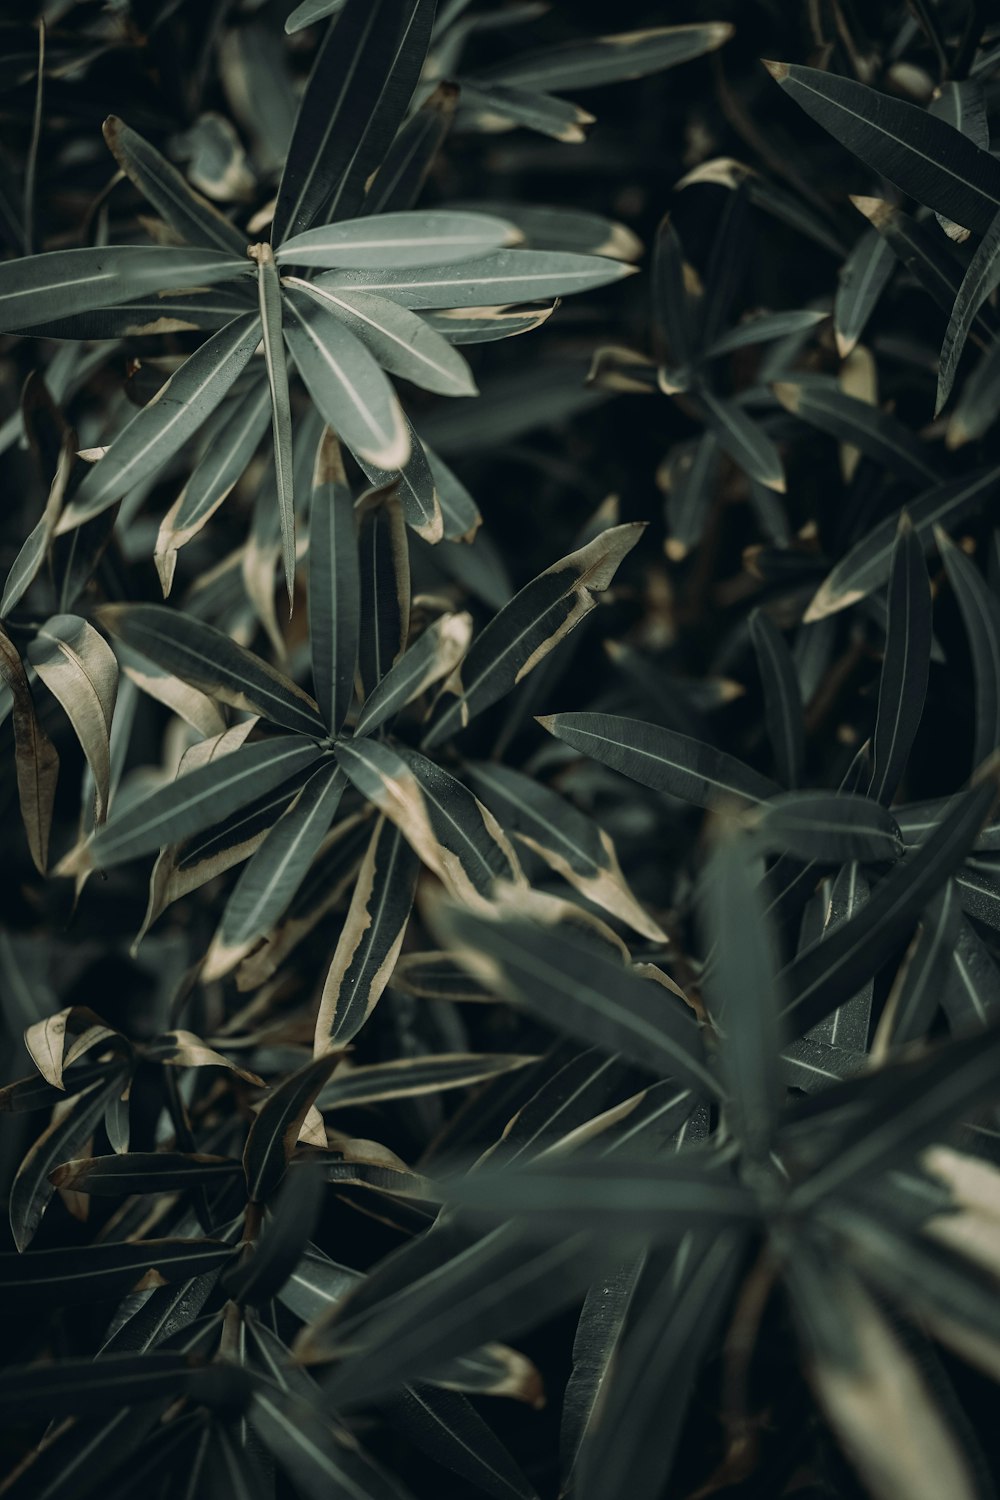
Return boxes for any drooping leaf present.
[0,625,59,873]
[26,615,118,824]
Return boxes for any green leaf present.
[27,615,118,825]
[355,416,443,540]
[314,814,420,1050]
[271,0,415,245]
[763,61,1000,236]
[284,286,410,469]
[443,1154,757,1235]
[559,1255,645,1495]
[219,761,346,950]
[749,609,804,788]
[804,463,1000,620]
[0,1237,233,1305]
[16,285,259,342]
[356,611,472,736]
[243,1051,342,1203]
[389,1384,539,1500]
[286,0,346,31]
[937,529,1000,770]
[1,431,73,615]
[773,381,938,486]
[457,81,594,145]
[465,760,667,942]
[0,245,248,333]
[96,603,326,735]
[224,1163,326,1306]
[705,308,827,359]
[883,882,963,1047]
[781,779,999,1037]
[250,246,295,601]
[0,625,59,874]
[155,380,271,596]
[357,486,410,700]
[60,314,262,527]
[539,711,781,809]
[440,906,719,1097]
[748,792,903,863]
[314,248,636,308]
[10,1075,124,1250]
[938,209,1000,414]
[321,1221,598,1410]
[49,1152,241,1195]
[833,228,895,358]
[652,214,700,367]
[287,279,477,397]
[250,1387,416,1500]
[482,23,733,92]
[277,210,518,269]
[102,116,247,258]
[870,516,931,805]
[307,429,360,733]
[700,836,783,1160]
[0,1353,223,1422]
[423,524,643,749]
[317,1053,535,1112]
[93,738,326,868]
[696,387,785,492]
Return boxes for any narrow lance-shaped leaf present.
[652,213,699,369]
[457,81,595,146]
[355,610,472,736]
[357,486,410,701]
[49,1152,242,1196]
[0,1237,234,1305]
[773,381,938,487]
[9,1074,123,1250]
[389,1383,539,1500]
[249,1386,416,1500]
[881,881,963,1048]
[423,524,643,749]
[1,428,74,616]
[937,528,1000,770]
[26,615,117,824]
[440,906,719,1098]
[805,462,1000,620]
[763,62,1000,236]
[314,814,420,1052]
[696,387,785,493]
[243,1051,342,1203]
[362,80,459,217]
[465,760,667,942]
[59,313,262,528]
[314,248,636,308]
[250,244,295,602]
[102,116,248,258]
[93,738,325,869]
[869,515,931,805]
[155,381,272,596]
[938,208,1000,414]
[747,792,903,864]
[0,244,249,333]
[539,711,781,810]
[781,777,999,1037]
[749,609,804,789]
[317,1053,535,1112]
[481,22,733,92]
[308,429,360,733]
[285,278,477,398]
[271,0,410,245]
[834,227,895,358]
[700,835,783,1161]
[284,286,410,470]
[218,761,346,951]
[96,603,326,734]
[277,210,518,269]
[0,625,59,874]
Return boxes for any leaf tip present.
[760,59,789,82]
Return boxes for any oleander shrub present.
[4,3,1000,1498]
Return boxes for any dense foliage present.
[4,2,1000,1497]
